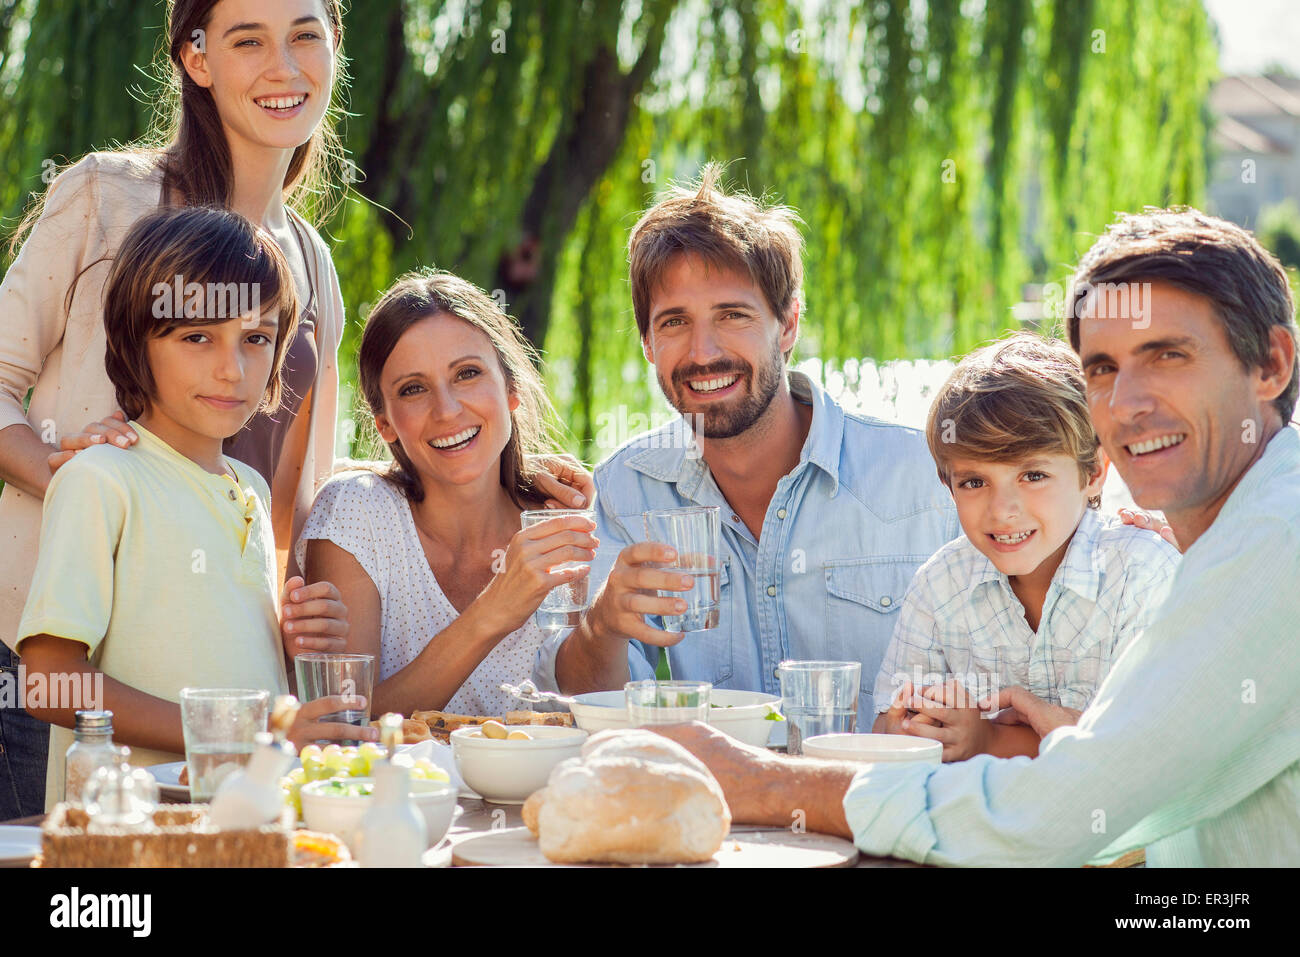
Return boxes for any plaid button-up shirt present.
[872,506,1181,713]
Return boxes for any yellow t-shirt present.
[17,423,288,808]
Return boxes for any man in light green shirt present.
[653,208,1300,866]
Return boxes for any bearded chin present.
[659,344,785,440]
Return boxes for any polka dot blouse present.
[295,470,546,716]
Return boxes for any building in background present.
[1207,74,1300,228]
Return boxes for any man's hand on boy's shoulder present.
[47,410,138,475]
[280,575,350,655]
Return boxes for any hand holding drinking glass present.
[584,542,699,646]
[480,512,598,634]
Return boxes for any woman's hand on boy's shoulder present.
[1117,507,1180,551]
[47,410,138,474]
[280,575,350,654]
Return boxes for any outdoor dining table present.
[2,797,923,868]
[3,799,1144,866]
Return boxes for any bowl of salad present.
[568,688,783,747]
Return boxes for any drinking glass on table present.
[776,661,861,755]
[293,653,375,745]
[625,680,712,726]
[520,508,593,631]
[642,506,721,632]
[178,688,269,802]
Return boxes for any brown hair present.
[357,269,560,508]
[103,206,298,420]
[160,0,348,213]
[1066,207,1299,423]
[9,0,349,256]
[926,333,1103,508]
[628,162,805,358]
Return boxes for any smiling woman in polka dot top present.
[294,269,598,716]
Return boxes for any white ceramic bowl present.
[800,733,942,765]
[568,688,784,748]
[450,725,588,804]
[300,776,459,850]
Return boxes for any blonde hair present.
[628,162,804,358]
[927,333,1102,507]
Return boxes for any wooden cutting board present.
[451,825,859,867]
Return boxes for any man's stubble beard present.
[659,340,786,440]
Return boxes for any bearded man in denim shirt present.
[537,165,958,721]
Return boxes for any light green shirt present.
[844,425,1300,867]
[18,423,289,808]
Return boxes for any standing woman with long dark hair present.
[0,0,590,818]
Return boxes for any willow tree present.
[1,0,1218,459]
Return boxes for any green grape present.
[299,744,323,764]
[323,747,348,772]
[359,742,384,766]
[346,755,368,777]
[413,759,449,782]
[287,767,306,785]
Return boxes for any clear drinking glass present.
[776,661,861,755]
[293,653,375,745]
[520,509,593,631]
[178,688,270,802]
[642,506,721,632]
[625,680,712,726]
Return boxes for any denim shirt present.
[536,372,959,721]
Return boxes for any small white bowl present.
[300,776,459,850]
[800,733,942,765]
[450,725,588,804]
[569,688,783,747]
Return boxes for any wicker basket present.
[38,804,291,868]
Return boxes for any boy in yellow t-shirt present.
[17,207,371,807]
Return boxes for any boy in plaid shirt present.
[872,334,1179,761]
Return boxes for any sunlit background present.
[2,0,1297,512]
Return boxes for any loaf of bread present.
[523,729,731,864]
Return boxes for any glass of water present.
[293,653,375,745]
[642,506,721,632]
[776,661,861,755]
[178,688,269,802]
[520,509,593,631]
[625,680,712,726]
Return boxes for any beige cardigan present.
[0,152,344,651]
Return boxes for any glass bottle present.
[63,709,117,804]
[356,714,426,867]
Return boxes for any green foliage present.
[1259,201,1300,272]
[0,0,1219,462]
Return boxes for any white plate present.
[0,826,41,867]
[148,760,191,800]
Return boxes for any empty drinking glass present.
[520,509,593,631]
[776,661,861,755]
[293,653,375,745]
[643,506,721,632]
